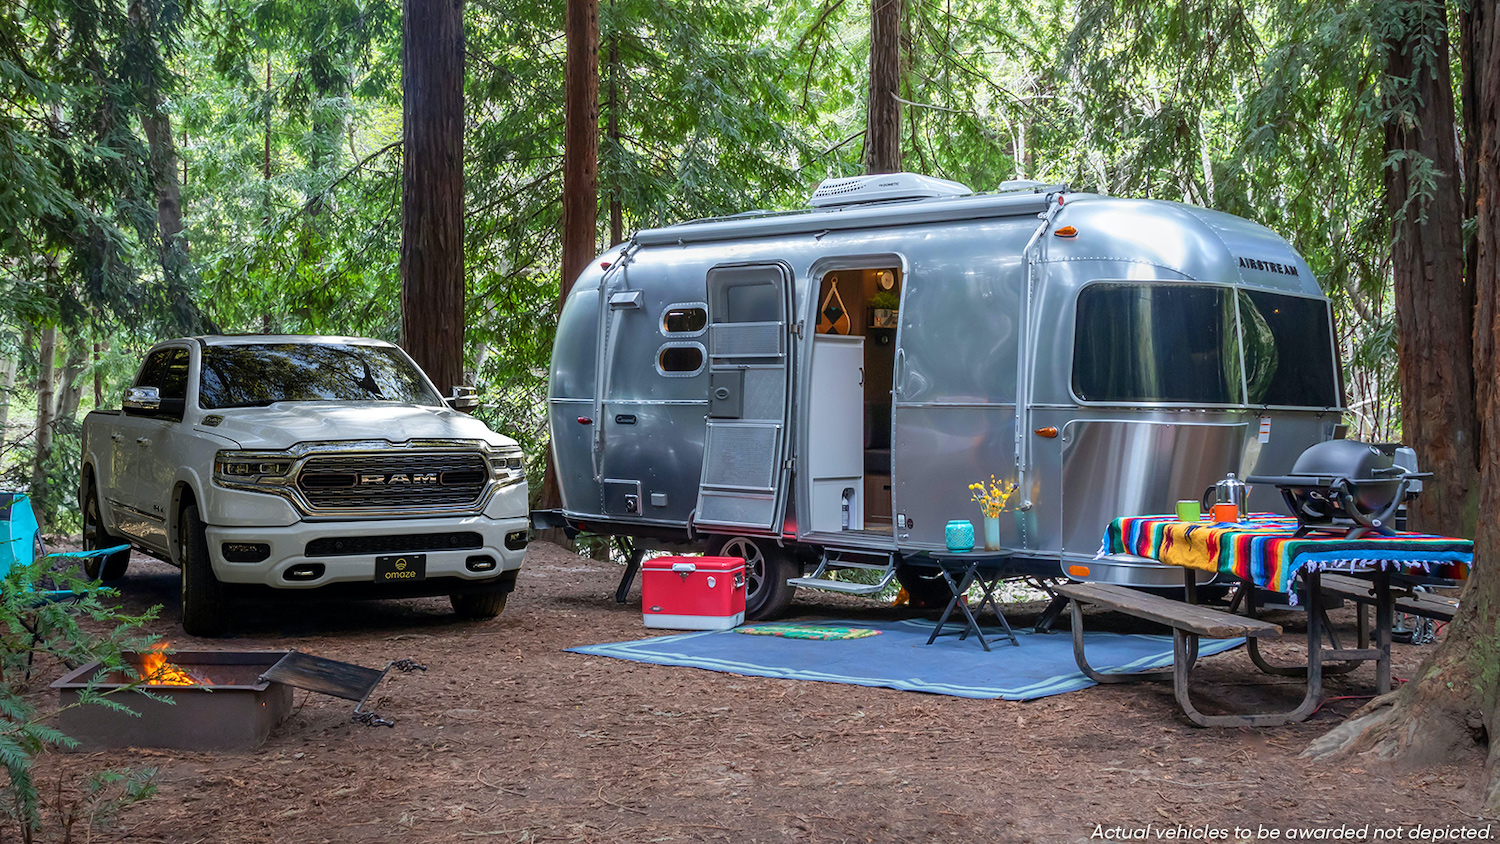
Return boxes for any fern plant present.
[1,553,164,842]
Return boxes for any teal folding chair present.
[0,491,130,602]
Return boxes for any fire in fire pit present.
[139,642,215,687]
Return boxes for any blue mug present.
[945,520,975,552]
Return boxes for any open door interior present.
[694,263,793,532]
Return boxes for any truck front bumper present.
[205,513,528,592]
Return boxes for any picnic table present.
[1067,513,1472,726]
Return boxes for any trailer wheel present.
[81,482,130,581]
[179,504,230,637]
[712,535,796,621]
[895,564,952,609]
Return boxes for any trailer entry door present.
[694,263,794,532]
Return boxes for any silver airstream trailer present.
[540,174,1343,619]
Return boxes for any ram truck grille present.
[296,452,489,511]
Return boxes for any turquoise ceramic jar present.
[945,520,975,552]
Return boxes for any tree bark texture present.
[0,355,16,435]
[30,324,57,525]
[560,0,599,304]
[400,0,467,396]
[1306,0,1500,811]
[541,0,600,535]
[864,0,901,174]
[1385,2,1478,538]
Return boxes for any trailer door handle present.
[136,437,151,446]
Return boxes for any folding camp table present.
[907,552,1025,651]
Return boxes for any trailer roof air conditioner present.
[808,173,973,208]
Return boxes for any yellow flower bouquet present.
[969,475,1018,519]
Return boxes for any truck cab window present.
[131,347,190,421]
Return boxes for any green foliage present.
[1,555,164,841]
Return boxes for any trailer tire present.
[81,482,130,581]
[712,535,796,621]
[450,590,508,619]
[179,505,230,637]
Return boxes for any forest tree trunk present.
[0,354,16,438]
[540,0,600,533]
[400,0,467,396]
[864,0,902,174]
[30,324,57,526]
[57,338,86,422]
[1384,0,1478,538]
[1305,0,1500,810]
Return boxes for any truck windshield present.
[1072,283,1339,407]
[198,343,443,409]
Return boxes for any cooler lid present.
[642,555,745,573]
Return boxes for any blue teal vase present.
[945,520,975,552]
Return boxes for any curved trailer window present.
[1072,283,1337,407]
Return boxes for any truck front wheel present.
[450,590,508,619]
[81,483,130,581]
[179,505,230,637]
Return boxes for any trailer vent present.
[808,173,972,208]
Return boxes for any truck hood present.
[202,402,516,450]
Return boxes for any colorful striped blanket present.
[1098,514,1472,600]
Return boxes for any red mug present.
[1211,503,1240,523]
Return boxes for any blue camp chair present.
[0,491,130,601]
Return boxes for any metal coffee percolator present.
[1202,473,1249,520]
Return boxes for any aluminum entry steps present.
[787,549,897,596]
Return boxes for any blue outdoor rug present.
[568,619,1244,700]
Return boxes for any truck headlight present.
[488,447,526,487]
[214,451,295,484]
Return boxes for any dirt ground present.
[21,539,1493,843]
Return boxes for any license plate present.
[375,554,426,583]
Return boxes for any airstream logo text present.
[358,472,441,486]
[1238,256,1300,276]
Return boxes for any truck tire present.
[450,590,509,619]
[712,535,797,621]
[179,505,230,637]
[81,483,130,581]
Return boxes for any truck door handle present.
[136,437,151,446]
[110,433,123,442]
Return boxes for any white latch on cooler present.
[672,561,696,581]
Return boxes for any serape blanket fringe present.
[1098,514,1472,602]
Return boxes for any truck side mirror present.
[446,385,480,412]
[123,386,162,413]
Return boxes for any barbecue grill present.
[1247,440,1428,539]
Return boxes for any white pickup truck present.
[79,335,530,636]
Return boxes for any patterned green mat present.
[735,624,882,640]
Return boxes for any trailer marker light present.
[600,262,612,270]
[1053,226,1077,238]
[577,416,592,424]
[1068,565,1091,578]
[1034,426,1058,438]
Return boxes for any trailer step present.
[787,576,893,595]
[785,550,897,597]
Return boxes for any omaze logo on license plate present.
[375,554,427,582]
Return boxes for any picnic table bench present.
[1052,582,1302,727]
[1318,573,1459,622]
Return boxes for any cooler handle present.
[671,562,697,573]
[733,573,745,589]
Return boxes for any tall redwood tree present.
[1384,0,1478,538]
[400,0,467,396]
[864,0,901,174]
[1307,0,1500,809]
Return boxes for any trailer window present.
[657,343,705,376]
[1238,290,1339,407]
[1073,283,1240,404]
[662,306,707,334]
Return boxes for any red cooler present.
[641,555,746,630]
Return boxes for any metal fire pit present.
[51,650,292,751]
